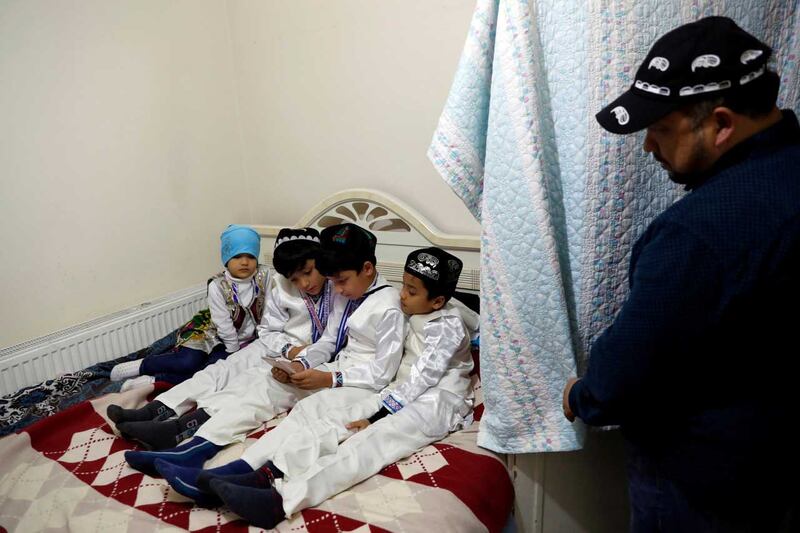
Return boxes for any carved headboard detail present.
[251,189,480,292]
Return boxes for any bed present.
[0,189,514,532]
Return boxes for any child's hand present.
[271,367,290,383]
[346,419,370,432]
[286,345,308,359]
[290,369,332,390]
[271,362,306,383]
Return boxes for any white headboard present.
[251,189,480,293]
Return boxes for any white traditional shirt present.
[381,298,479,415]
[256,276,346,357]
[298,272,406,390]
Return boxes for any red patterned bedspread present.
[0,378,513,532]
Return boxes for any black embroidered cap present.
[274,227,320,250]
[319,223,376,255]
[596,16,776,134]
[404,247,463,295]
[272,227,321,277]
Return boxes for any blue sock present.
[156,459,251,493]
[196,459,257,492]
[124,437,220,477]
[210,479,285,529]
[155,459,221,508]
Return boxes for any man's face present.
[288,259,326,296]
[643,110,717,184]
[327,262,374,300]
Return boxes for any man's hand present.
[271,361,305,384]
[563,377,579,422]
[290,369,333,390]
[286,345,308,359]
[346,419,370,432]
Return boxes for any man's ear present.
[711,107,736,148]
[431,295,446,310]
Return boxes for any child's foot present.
[117,408,210,449]
[155,459,221,508]
[110,359,143,381]
[125,450,164,477]
[107,400,175,425]
[210,479,286,529]
[117,419,181,450]
[124,437,220,476]
[120,375,156,393]
[196,460,266,492]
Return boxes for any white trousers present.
[156,341,269,415]
[181,359,353,447]
[240,387,456,516]
[193,368,315,445]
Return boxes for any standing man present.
[563,17,798,532]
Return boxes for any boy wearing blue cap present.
[106,228,341,449]
[110,224,269,389]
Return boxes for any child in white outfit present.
[186,247,477,529]
[109,224,268,389]
[107,228,328,450]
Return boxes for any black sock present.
[107,400,175,425]
[210,480,285,529]
[118,419,181,450]
[117,409,209,450]
[176,409,210,441]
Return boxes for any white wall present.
[0,0,480,349]
[0,0,250,347]
[226,0,481,236]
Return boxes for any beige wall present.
[226,0,481,235]
[0,0,249,347]
[0,0,479,348]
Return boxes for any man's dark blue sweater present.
[569,110,800,503]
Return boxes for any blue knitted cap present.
[220,225,260,266]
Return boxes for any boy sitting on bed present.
[109,224,269,390]
[107,227,337,450]
[120,224,406,497]
[174,247,478,529]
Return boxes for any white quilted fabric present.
[430,0,588,453]
[429,0,800,454]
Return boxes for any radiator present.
[0,285,207,397]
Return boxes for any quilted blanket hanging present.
[429,0,800,454]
